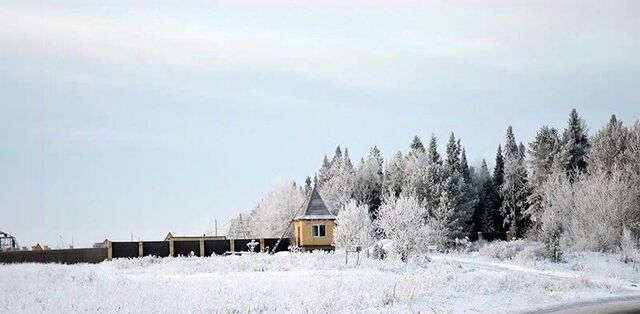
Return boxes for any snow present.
[2,250,639,313]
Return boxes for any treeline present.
[236,109,640,261]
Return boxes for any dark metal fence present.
[0,238,292,264]
[0,248,107,264]
[143,241,170,257]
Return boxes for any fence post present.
[199,239,205,257]
[260,238,265,252]
[230,239,235,253]
[138,241,143,257]
[107,241,113,261]
[169,240,174,257]
[478,232,483,241]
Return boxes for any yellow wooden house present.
[293,189,336,250]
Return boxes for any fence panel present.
[0,248,107,264]
[112,242,139,258]
[173,241,200,257]
[143,241,170,257]
[263,238,290,253]
[204,240,230,256]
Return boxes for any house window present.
[312,225,326,237]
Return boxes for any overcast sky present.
[1,0,639,247]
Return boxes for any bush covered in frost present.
[478,240,547,262]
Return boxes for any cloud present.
[1,1,638,95]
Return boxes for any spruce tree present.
[500,126,530,237]
[410,135,426,153]
[527,126,561,225]
[589,114,629,174]
[560,109,590,178]
[404,136,429,201]
[383,151,405,198]
[472,159,493,234]
[318,155,331,187]
[428,134,442,164]
[442,133,476,239]
[331,146,343,167]
[353,146,384,216]
[445,133,461,172]
[460,148,472,184]
[490,145,506,233]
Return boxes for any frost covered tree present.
[427,134,442,165]
[568,169,637,252]
[375,194,428,261]
[500,126,530,237]
[539,168,573,261]
[589,114,629,174]
[422,136,445,211]
[460,149,472,184]
[559,109,590,178]
[472,159,493,234]
[625,122,640,176]
[527,126,561,225]
[410,135,426,153]
[383,151,405,198]
[320,146,355,214]
[249,178,304,238]
[403,136,429,201]
[440,133,476,239]
[445,133,461,173]
[621,227,639,263]
[333,200,375,249]
[353,146,384,215]
[317,155,332,187]
[488,145,506,233]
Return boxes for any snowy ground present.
[1,250,639,313]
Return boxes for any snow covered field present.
[1,250,639,313]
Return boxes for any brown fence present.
[0,238,292,265]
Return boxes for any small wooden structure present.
[293,189,336,251]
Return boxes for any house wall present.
[294,220,335,248]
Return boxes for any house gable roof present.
[295,189,336,220]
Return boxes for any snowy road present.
[531,295,640,314]
[431,254,640,293]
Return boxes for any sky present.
[1,0,639,247]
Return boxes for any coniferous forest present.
[237,109,640,262]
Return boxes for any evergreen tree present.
[331,146,343,169]
[427,135,442,164]
[304,177,312,193]
[353,146,384,216]
[560,109,590,178]
[490,145,506,232]
[320,146,355,214]
[500,126,530,237]
[445,133,461,172]
[527,126,561,225]
[404,136,429,201]
[589,114,629,174]
[344,148,355,174]
[383,151,405,198]
[442,133,476,239]
[317,155,331,187]
[472,159,492,235]
[410,135,426,153]
[460,148,471,184]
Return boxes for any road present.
[430,254,640,314]
[530,296,640,314]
